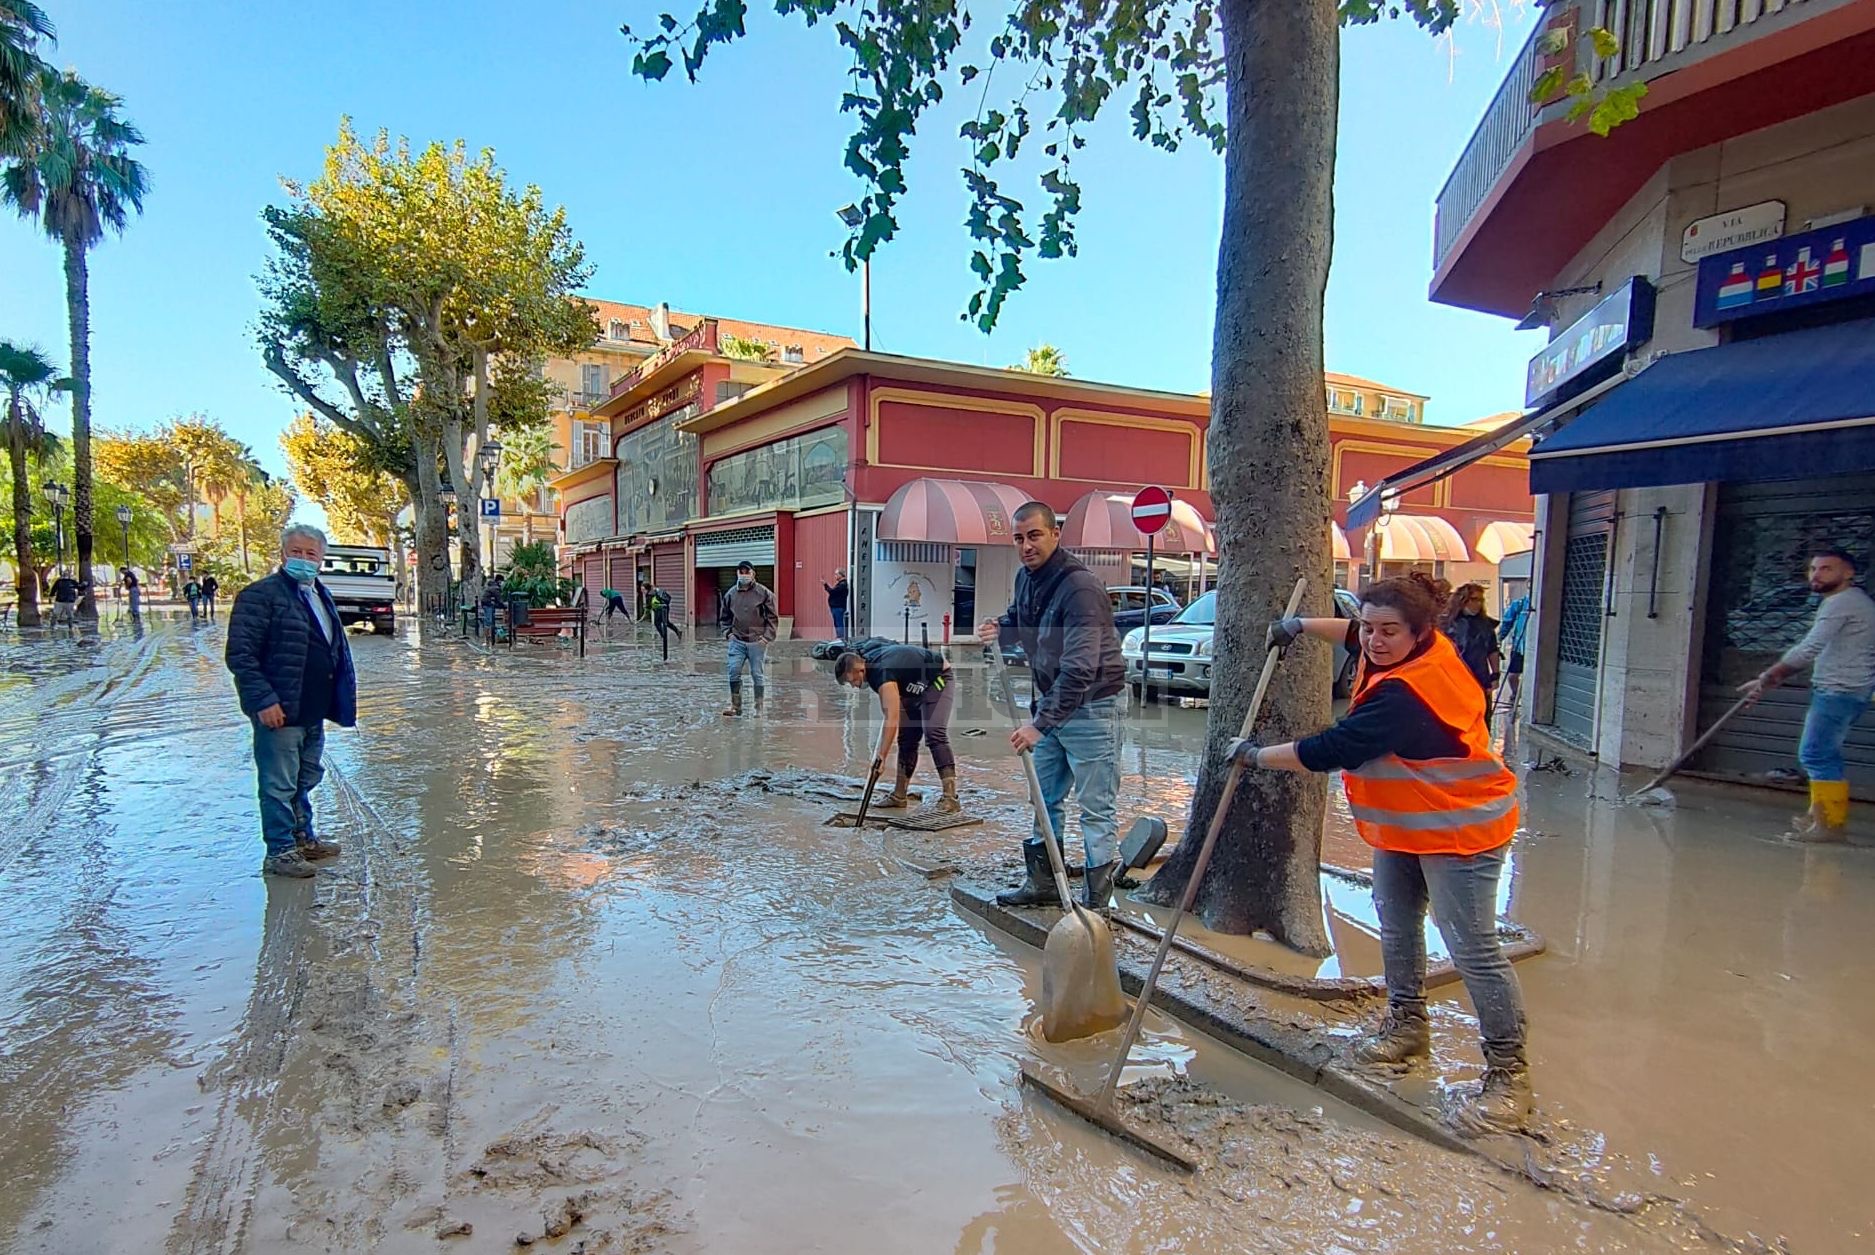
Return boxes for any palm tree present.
[1008,344,1069,377]
[0,1,52,158]
[495,426,560,542]
[0,339,65,627]
[3,68,149,620]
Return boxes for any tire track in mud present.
[164,757,443,1255]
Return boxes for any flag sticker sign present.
[1132,485,1173,535]
[1695,212,1875,327]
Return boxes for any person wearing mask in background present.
[185,575,202,621]
[977,501,1126,911]
[823,569,850,641]
[123,567,142,620]
[1442,582,1501,724]
[1258,574,1528,1134]
[834,639,960,812]
[1497,591,1532,713]
[1740,546,1875,842]
[719,560,778,716]
[201,573,221,621]
[224,525,357,880]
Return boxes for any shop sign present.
[1525,277,1656,409]
[619,372,703,431]
[1680,200,1785,264]
[1695,212,1875,328]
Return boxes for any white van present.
[319,545,398,634]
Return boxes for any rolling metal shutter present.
[608,555,632,595]
[1552,490,1616,746]
[694,525,775,568]
[1692,475,1875,793]
[653,543,687,626]
[581,555,604,597]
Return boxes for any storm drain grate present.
[829,807,983,831]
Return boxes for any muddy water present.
[0,621,1846,1251]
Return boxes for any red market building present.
[556,345,1536,640]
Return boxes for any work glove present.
[1266,616,1306,652]
[1225,736,1262,769]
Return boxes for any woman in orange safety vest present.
[1229,573,1530,1135]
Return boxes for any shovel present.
[1020,576,1307,1172]
[988,650,1127,1044]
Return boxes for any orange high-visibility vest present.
[1342,633,1519,856]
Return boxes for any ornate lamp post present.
[44,481,69,577]
[478,438,502,577]
[115,504,133,617]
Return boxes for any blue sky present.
[1,0,1546,491]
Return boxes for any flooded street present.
[2,617,1865,1252]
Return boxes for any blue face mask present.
[284,557,320,584]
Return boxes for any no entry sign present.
[1131,485,1173,535]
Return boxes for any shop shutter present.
[1692,475,1875,793]
[653,544,687,626]
[581,555,604,597]
[608,555,632,595]
[1552,490,1616,745]
[695,525,776,567]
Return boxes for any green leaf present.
[1537,27,1569,56]
[1528,65,1565,105]
[1588,26,1621,59]
[1565,72,1593,97]
[633,49,674,80]
[660,13,679,32]
[960,64,980,84]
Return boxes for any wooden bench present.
[509,605,587,657]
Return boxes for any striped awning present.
[1376,513,1469,562]
[1060,491,1216,555]
[1332,522,1352,561]
[1474,520,1535,564]
[878,478,1032,544]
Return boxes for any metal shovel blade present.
[1040,908,1127,1043]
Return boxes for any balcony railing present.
[1434,0,1815,274]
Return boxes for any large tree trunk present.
[7,402,41,627]
[1135,0,1337,955]
[410,438,450,616]
[64,238,98,621]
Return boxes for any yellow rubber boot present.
[1816,780,1850,831]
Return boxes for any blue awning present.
[1528,318,1875,495]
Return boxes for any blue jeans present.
[187,594,200,619]
[1372,843,1527,1067]
[253,720,327,857]
[1031,695,1121,867]
[1798,687,1874,782]
[727,637,767,689]
[832,607,848,640]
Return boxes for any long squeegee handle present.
[989,646,1092,926]
[1631,692,1753,796]
[1096,575,1308,1112]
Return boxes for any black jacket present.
[225,571,357,728]
[995,548,1124,731]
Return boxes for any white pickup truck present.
[319,544,399,635]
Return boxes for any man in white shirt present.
[1741,546,1875,841]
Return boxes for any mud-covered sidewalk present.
[1,618,1865,1251]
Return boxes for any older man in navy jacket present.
[225,525,358,878]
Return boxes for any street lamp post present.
[478,438,502,580]
[44,481,68,578]
[836,204,871,351]
[115,504,132,619]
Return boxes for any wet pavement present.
[0,614,1864,1251]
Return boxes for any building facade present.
[558,349,1535,643]
[1401,0,1875,794]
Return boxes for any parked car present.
[1122,587,1362,700]
[1109,585,1182,636]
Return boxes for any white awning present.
[1376,514,1470,562]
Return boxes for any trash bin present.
[508,595,530,629]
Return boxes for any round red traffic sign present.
[1131,485,1173,535]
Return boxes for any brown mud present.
[0,622,1861,1251]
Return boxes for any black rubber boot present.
[1082,861,1118,910]
[723,682,742,717]
[995,838,1062,908]
[753,683,766,715]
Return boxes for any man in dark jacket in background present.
[201,573,221,621]
[977,501,1126,909]
[225,524,357,879]
[823,569,850,640]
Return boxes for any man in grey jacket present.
[1741,546,1875,841]
[977,500,1126,909]
[719,560,778,716]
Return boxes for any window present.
[575,422,609,467]
[579,363,606,405]
[715,380,755,404]
[607,319,630,340]
[784,345,805,364]
[1380,395,1415,422]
